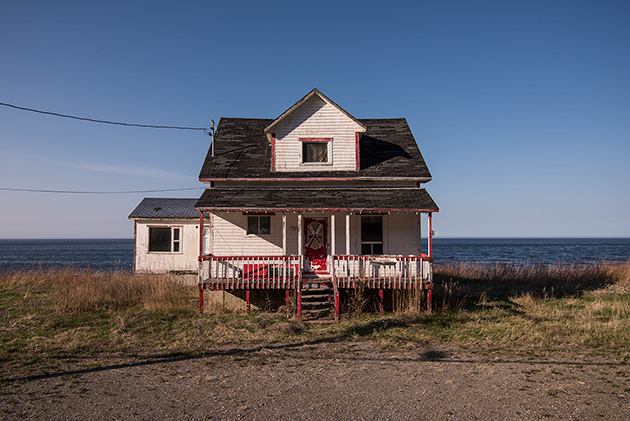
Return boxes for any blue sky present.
[1,0,628,238]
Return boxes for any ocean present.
[0,238,628,272]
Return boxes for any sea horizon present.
[1,238,629,272]
[1,236,629,241]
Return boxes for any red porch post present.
[246,289,251,315]
[297,288,302,319]
[428,212,433,315]
[199,284,204,314]
[199,211,204,257]
[379,289,384,315]
[428,212,433,258]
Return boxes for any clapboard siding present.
[134,220,199,273]
[386,214,422,255]
[274,95,363,172]
[210,212,421,258]
[212,213,284,256]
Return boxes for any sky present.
[1,0,628,238]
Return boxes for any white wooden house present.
[195,89,439,319]
[128,198,202,277]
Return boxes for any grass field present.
[1,261,629,375]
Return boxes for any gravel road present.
[2,341,629,420]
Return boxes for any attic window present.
[301,138,331,164]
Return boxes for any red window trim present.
[355,132,360,170]
[271,133,276,171]
[299,137,332,142]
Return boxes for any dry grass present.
[348,280,369,316]
[432,260,628,307]
[1,261,630,372]
[392,288,423,314]
[1,267,188,314]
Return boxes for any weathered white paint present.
[282,212,287,255]
[331,212,336,256]
[386,213,422,256]
[297,213,303,256]
[211,212,283,256]
[134,211,423,276]
[345,213,351,255]
[273,95,365,172]
[134,219,200,274]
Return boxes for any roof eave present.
[195,206,439,213]
[199,176,433,183]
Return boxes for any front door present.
[304,217,328,273]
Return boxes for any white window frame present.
[246,215,272,236]
[148,225,183,253]
[299,138,332,166]
[360,215,384,255]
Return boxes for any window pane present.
[173,242,180,252]
[247,217,258,234]
[149,227,171,252]
[361,243,372,255]
[259,216,271,234]
[173,228,180,241]
[372,243,383,255]
[361,216,383,242]
[303,142,328,163]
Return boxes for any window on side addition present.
[247,216,271,235]
[361,216,383,255]
[148,226,181,252]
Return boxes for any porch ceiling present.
[195,187,439,212]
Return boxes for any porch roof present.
[195,187,439,212]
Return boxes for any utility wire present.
[0,187,205,194]
[0,102,208,131]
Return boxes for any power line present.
[0,187,205,194]
[0,102,208,132]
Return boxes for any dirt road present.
[2,341,629,420]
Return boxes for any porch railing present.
[332,255,433,289]
[199,254,432,290]
[199,255,301,289]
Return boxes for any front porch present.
[195,186,438,319]
[198,253,434,319]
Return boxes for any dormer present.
[264,89,367,172]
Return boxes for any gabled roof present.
[199,118,432,181]
[195,187,439,212]
[128,198,199,219]
[263,88,366,137]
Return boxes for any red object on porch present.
[242,263,299,280]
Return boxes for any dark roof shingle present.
[128,198,199,219]
[198,118,432,180]
[195,188,438,212]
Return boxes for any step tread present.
[301,294,333,300]
[302,302,333,308]
[301,308,332,314]
[302,286,334,291]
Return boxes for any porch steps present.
[300,282,334,321]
